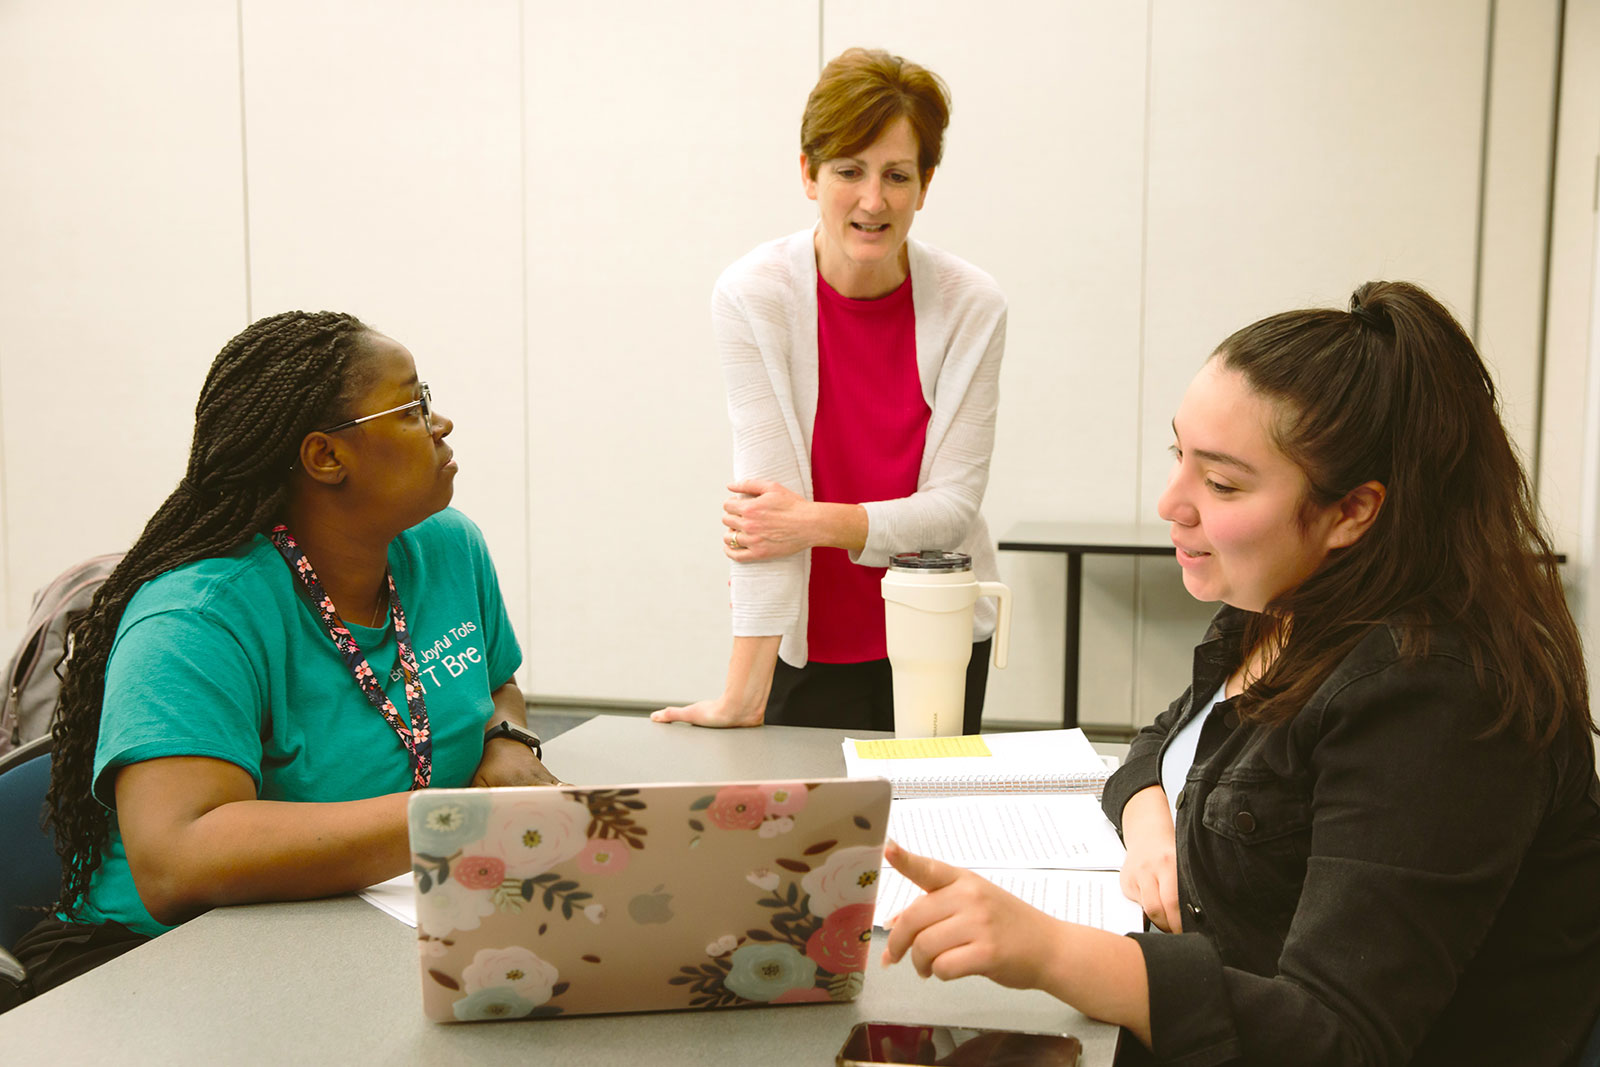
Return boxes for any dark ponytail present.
[1218,281,1589,748]
[49,311,375,915]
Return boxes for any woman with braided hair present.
[14,311,556,996]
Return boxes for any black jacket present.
[1102,606,1600,1065]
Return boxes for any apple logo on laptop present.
[629,884,674,924]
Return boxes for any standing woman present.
[879,283,1600,1062]
[17,312,556,997]
[654,48,1007,732]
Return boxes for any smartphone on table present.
[836,1021,1082,1067]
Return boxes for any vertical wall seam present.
[236,0,253,322]
[818,1,825,71]
[519,0,534,649]
[0,329,10,622]
[1533,0,1569,493]
[1471,0,1497,343]
[1130,0,1156,725]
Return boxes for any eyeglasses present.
[318,382,432,434]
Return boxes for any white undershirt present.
[1161,681,1228,822]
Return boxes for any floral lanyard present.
[267,525,432,789]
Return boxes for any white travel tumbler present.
[881,551,1012,738]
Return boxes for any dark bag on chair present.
[1,553,123,757]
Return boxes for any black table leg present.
[1063,550,1083,728]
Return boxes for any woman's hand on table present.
[880,840,1063,991]
[653,636,779,729]
[1118,784,1182,933]
[650,693,765,728]
[472,740,563,787]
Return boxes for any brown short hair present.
[801,48,950,181]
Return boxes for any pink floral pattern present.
[706,785,767,830]
[668,802,880,1008]
[804,902,874,972]
[413,782,885,1018]
[575,838,631,875]
[454,856,506,891]
[763,782,809,816]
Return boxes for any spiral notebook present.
[840,729,1111,798]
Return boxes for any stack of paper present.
[842,731,1142,936]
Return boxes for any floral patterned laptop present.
[405,777,893,1022]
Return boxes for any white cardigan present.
[715,229,1008,667]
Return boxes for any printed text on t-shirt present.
[392,619,481,690]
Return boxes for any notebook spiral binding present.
[892,772,1107,799]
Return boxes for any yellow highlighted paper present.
[852,735,993,761]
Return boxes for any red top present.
[807,272,929,662]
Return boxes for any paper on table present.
[873,867,1143,935]
[842,728,1109,797]
[886,794,1127,870]
[360,873,417,927]
[852,735,994,760]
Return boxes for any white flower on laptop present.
[745,868,780,892]
[416,878,496,938]
[705,934,739,957]
[801,845,883,918]
[462,945,561,1006]
[409,794,491,856]
[722,942,818,1002]
[757,815,795,839]
[480,795,589,878]
[582,903,606,924]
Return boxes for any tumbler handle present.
[976,581,1011,670]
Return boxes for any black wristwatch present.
[483,720,543,760]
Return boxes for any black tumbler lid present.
[888,550,972,572]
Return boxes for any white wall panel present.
[1539,0,1600,555]
[1135,0,1492,723]
[240,0,529,650]
[523,2,819,702]
[1477,0,1560,468]
[0,2,247,628]
[824,1,1151,727]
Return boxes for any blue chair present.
[0,736,58,1009]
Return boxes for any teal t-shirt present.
[77,507,522,936]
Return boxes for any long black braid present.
[48,310,377,915]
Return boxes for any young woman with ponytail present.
[16,312,556,996]
[881,282,1600,1063]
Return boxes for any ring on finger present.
[728,531,741,550]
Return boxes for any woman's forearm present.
[1039,924,1153,1048]
[807,501,868,553]
[126,783,412,925]
[485,678,529,729]
[722,634,783,712]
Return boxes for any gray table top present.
[0,715,1121,1065]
